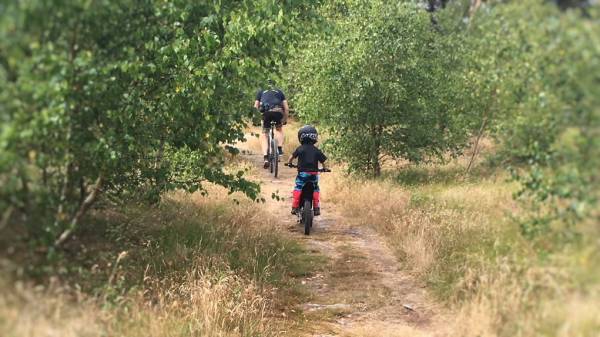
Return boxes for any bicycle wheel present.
[268,137,274,174]
[303,200,312,235]
[273,140,279,178]
[271,138,278,177]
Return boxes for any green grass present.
[387,161,499,187]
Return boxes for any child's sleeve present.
[318,149,327,163]
[292,147,300,159]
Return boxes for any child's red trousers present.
[292,172,320,209]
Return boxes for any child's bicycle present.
[284,163,331,235]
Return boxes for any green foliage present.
[465,1,600,240]
[288,0,598,241]
[1,0,596,251]
[290,0,471,176]
[0,0,319,246]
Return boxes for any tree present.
[0,0,319,247]
[464,0,599,238]
[291,0,470,176]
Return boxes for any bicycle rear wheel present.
[268,136,274,174]
[271,138,278,178]
[303,200,312,235]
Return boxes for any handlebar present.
[285,163,331,172]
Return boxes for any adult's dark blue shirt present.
[256,89,286,108]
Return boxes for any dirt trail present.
[240,140,448,337]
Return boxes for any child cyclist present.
[286,125,328,216]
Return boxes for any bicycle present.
[285,163,331,235]
[266,120,279,178]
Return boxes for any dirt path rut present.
[241,142,448,337]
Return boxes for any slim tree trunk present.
[466,117,488,174]
[153,137,166,188]
[373,158,381,177]
[155,137,166,170]
[54,162,73,229]
[55,175,103,247]
[0,206,14,232]
[19,167,30,215]
[469,0,483,18]
[371,123,383,177]
[54,16,81,232]
[466,88,497,174]
[79,177,86,206]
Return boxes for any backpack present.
[259,89,283,112]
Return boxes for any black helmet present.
[298,125,318,144]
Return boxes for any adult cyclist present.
[254,79,289,169]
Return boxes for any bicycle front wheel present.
[303,200,312,235]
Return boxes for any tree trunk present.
[155,137,166,170]
[54,162,73,229]
[153,137,166,188]
[466,88,497,174]
[466,117,488,174]
[55,175,103,247]
[0,206,14,232]
[469,0,483,18]
[371,123,383,177]
[373,158,381,177]
[53,16,81,231]
[19,167,30,215]
[79,177,87,206]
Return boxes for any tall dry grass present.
[321,164,515,282]
[241,119,300,158]
[1,270,270,337]
[0,185,314,337]
[323,160,600,336]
